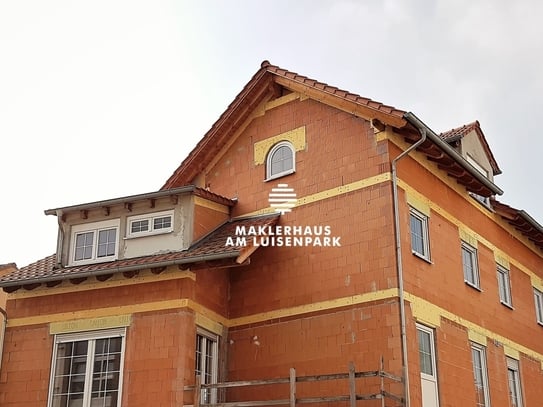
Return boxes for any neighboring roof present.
[0,214,279,292]
[491,199,543,252]
[0,263,17,276]
[439,121,502,175]
[44,185,235,216]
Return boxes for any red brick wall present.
[205,98,389,217]
[0,268,229,406]
[391,141,543,405]
[123,309,196,406]
[0,325,51,406]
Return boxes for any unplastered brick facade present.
[0,61,542,407]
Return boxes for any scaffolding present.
[185,360,404,407]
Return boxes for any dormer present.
[45,186,234,268]
[440,121,502,184]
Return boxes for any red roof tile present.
[491,199,543,251]
[162,61,407,189]
[439,120,502,175]
[0,214,279,291]
[440,121,480,141]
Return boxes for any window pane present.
[270,145,293,176]
[52,341,89,406]
[153,216,172,230]
[196,332,218,404]
[498,267,511,305]
[535,290,543,323]
[75,232,94,261]
[508,368,521,407]
[131,220,149,233]
[97,229,116,258]
[417,329,433,376]
[462,247,474,282]
[410,214,424,255]
[91,338,122,407]
[471,347,488,407]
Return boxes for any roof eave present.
[45,186,196,216]
[44,186,236,217]
[0,251,241,291]
[403,112,503,197]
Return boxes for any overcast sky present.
[1,0,542,267]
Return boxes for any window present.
[266,141,295,180]
[461,241,480,289]
[410,208,430,260]
[195,329,219,404]
[471,344,490,407]
[71,220,119,265]
[126,211,173,238]
[48,328,126,407]
[417,324,439,406]
[506,358,523,407]
[497,265,512,307]
[534,288,543,325]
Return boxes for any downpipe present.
[391,126,427,407]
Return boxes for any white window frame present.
[47,327,126,407]
[409,207,430,261]
[506,357,523,407]
[534,288,543,325]
[471,343,491,407]
[497,265,513,307]
[126,210,174,238]
[195,328,219,404]
[416,323,440,406]
[266,141,295,181]
[461,241,480,289]
[70,219,120,266]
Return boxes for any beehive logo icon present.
[269,183,297,214]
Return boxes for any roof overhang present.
[402,113,503,197]
[491,199,543,251]
[0,214,279,293]
[44,185,235,217]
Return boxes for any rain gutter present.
[403,112,503,196]
[0,251,241,289]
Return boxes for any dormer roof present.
[44,185,235,218]
[440,120,502,175]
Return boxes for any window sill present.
[69,256,117,267]
[265,169,295,182]
[124,229,173,240]
[537,321,543,327]
[500,301,514,310]
[464,281,482,292]
[412,251,432,264]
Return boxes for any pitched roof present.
[439,121,502,175]
[161,61,503,200]
[162,60,408,189]
[0,214,279,292]
[491,199,543,252]
[44,185,235,216]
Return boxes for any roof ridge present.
[262,61,405,117]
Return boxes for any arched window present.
[266,141,295,180]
